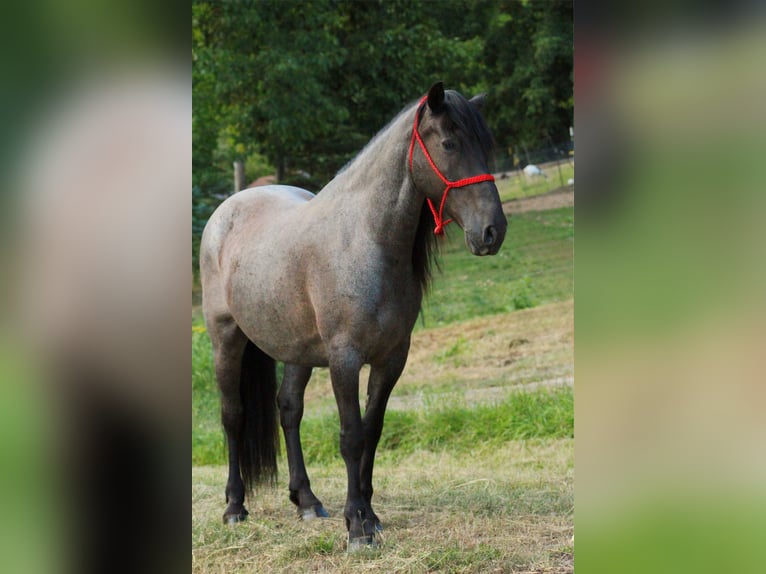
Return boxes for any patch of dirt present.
[503,185,574,216]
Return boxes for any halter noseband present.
[408,95,496,235]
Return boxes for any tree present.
[192,0,497,193]
[193,1,347,185]
[483,0,573,151]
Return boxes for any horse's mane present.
[412,200,440,294]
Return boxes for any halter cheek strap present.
[408,96,495,235]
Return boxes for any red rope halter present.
[408,96,495,235]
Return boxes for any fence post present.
[555,154,565,188]
[233,160,246,193]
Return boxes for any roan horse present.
[200,82,507,549]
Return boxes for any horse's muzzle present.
[467,221,506,256]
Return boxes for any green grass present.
[296,386,573,467]
[0,344,59,574]
[192,329,223,466]
[421,206,573,327]
[579,494,766,574]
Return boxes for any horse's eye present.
[442,139,457,152]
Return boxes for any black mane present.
[412,200,440,295]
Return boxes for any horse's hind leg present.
[207,316,250,524]
[278,364,328,520]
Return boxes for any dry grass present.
[193,440,573,573]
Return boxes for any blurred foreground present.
[1,3,188,574]
[576,6,766,573]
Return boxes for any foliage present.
[484,0,574,152]
[193,1,348,188]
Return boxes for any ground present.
[503,185,574,216]
[193,437,574,573]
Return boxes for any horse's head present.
[409,82,507,256]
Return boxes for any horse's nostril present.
[483,226,497,246]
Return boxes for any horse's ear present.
[427,81,445,113]
[469,93,486,110]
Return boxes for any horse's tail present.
[239,340,280,494]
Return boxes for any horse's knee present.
[339,428,364,460]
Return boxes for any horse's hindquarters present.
[202,187,330,366]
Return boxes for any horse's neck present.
[321,110,422,250]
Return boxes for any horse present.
[200,82,507,549]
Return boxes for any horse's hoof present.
[300,504,329,521]
[222,507,248,525]
[347,534,378,552]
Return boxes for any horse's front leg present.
[277,363,329,520]
[360,340,410,533]
[328,348,376,549]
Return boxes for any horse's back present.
[244,184,315,204]
[201,185,314,266]
[206,185,314,232]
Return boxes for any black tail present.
[238,340,280,494]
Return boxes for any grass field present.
[193,440,573,573]
[192,204,574,572]
[420,206,573,327]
